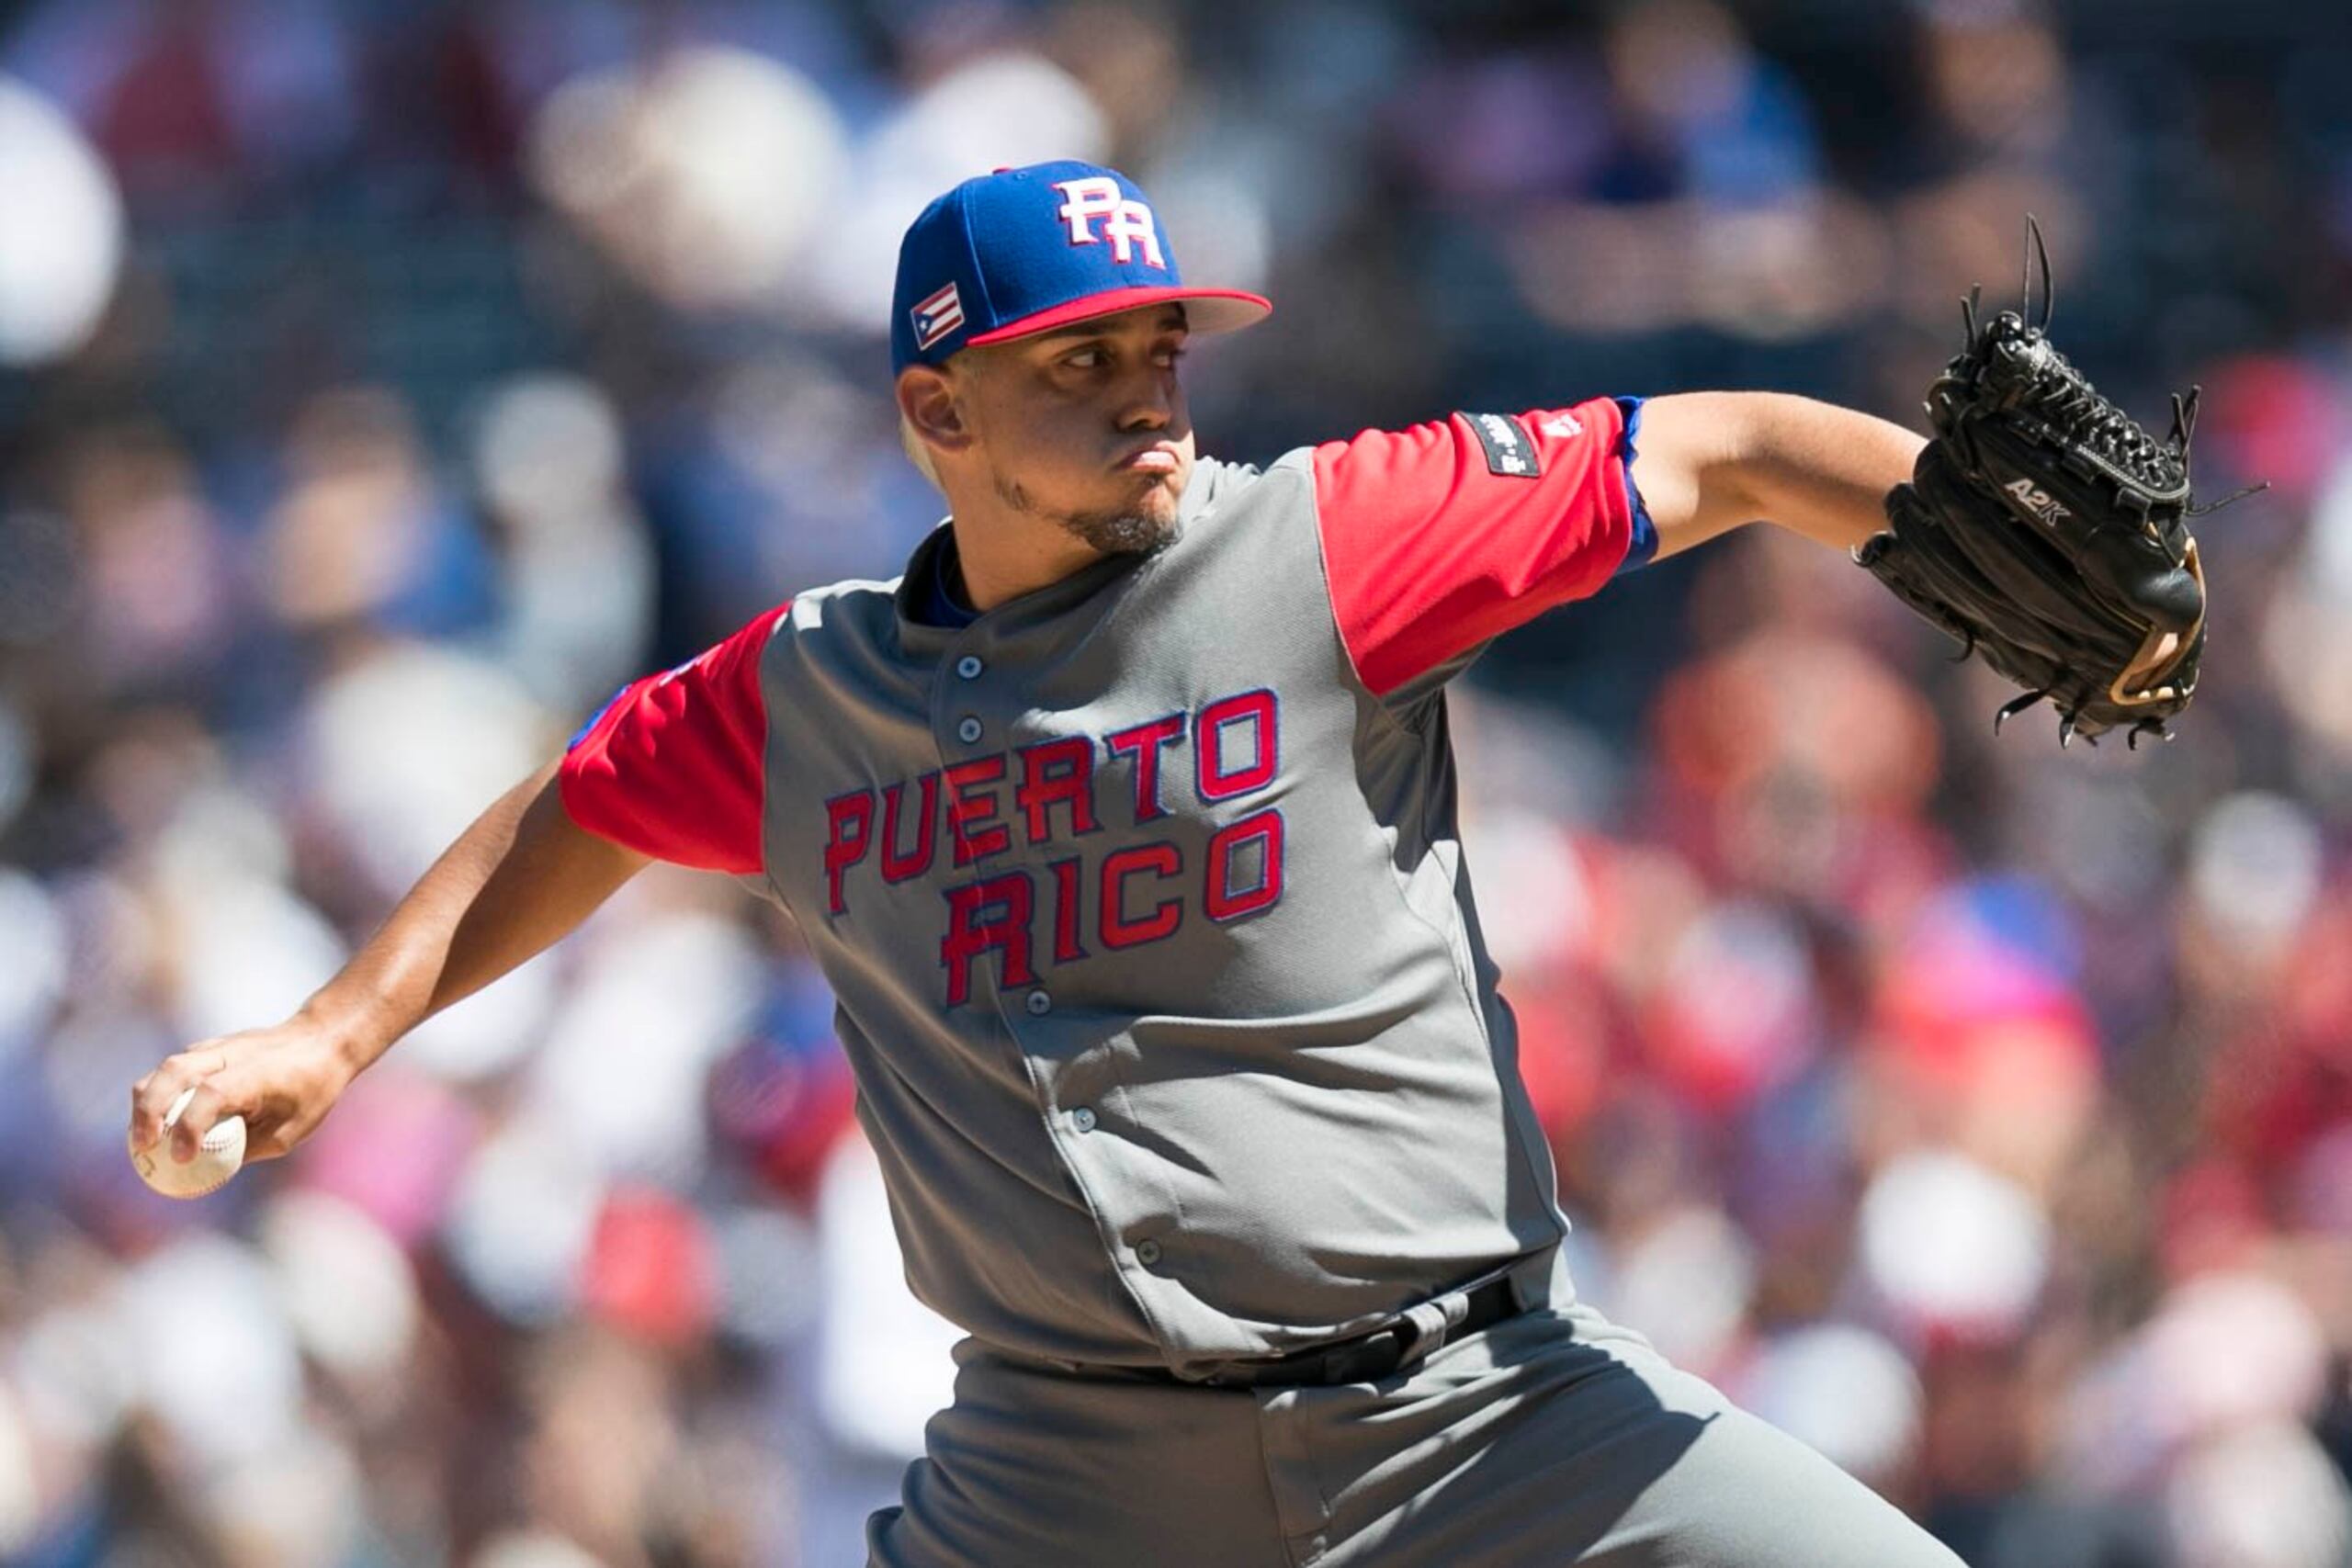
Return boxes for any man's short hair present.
[899,412,943,491]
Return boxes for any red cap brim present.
[963,286,1272,346]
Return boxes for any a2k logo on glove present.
[822,688,1284,1005]
[2002,477,2071,525]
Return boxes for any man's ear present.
[897,365,975,462]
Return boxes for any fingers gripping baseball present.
[129,1022,354,1169]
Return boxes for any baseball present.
[129,1086,246,1200]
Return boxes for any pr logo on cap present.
[1052,176,1167,267]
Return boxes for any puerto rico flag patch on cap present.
[910,282,966,352]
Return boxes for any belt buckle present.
[1202,1285,1488,1390]
[1323,1296,1461,1386]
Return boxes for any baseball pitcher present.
[131,162,2214,1565]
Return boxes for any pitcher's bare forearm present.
[1632,392,1926,559]
[302,761,651,1074]
[130,758,651,1159]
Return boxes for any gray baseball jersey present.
[558,398,1973,1568]
[560,398,1651,1375]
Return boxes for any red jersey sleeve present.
[1311,396,1657,700]
[557,604,788,874]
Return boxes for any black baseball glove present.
[1858,223,2254,748]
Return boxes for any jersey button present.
[1135,1239,1162,1267]
[1024,988,1053,1016]
[956,716,983,743]
[1071,1106,1097,1133]
[956,655,984,680]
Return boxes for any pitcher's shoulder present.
[774,574,902,637]
[1179,451,1317,534]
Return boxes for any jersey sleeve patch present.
[557,603,786,874]
[1458,411,1552,479]
[1464,412,1542,479]
[1311,397,1635,700]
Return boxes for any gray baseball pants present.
[865,1292,1966,1567]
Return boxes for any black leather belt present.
[1193,1275,1522,1390]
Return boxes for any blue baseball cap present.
[890,160,1272,373]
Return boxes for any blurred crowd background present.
[2,0,2350,1564]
